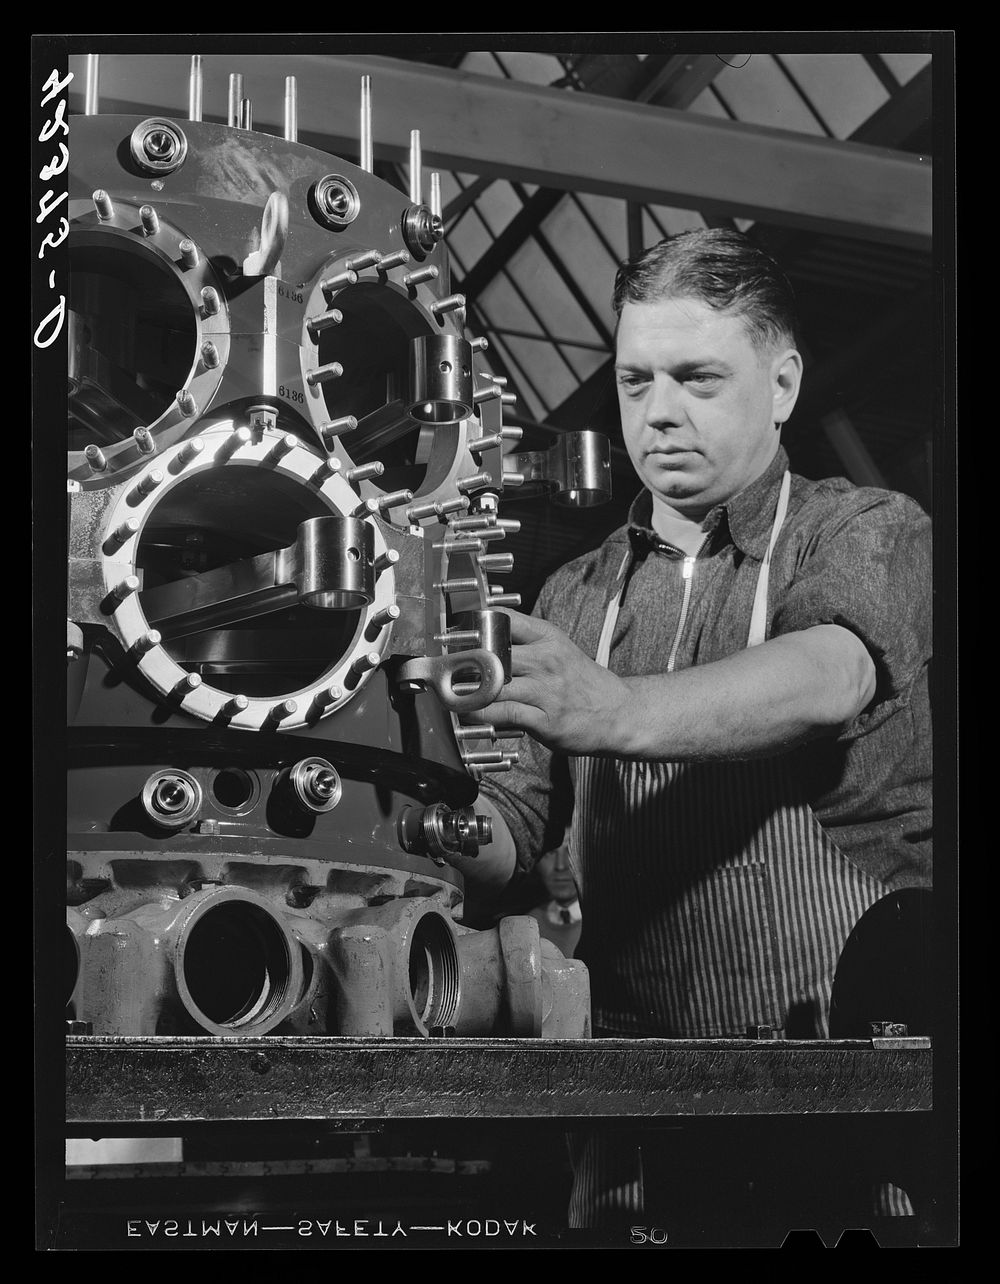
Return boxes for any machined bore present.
[178,897,296,1033]
[407,911,460,1033]
[409,334,474,423]
[278,514,376,610]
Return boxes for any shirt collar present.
[626,446,790,560]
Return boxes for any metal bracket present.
[243,191,289,277]
[396,650,505,713]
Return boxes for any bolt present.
[139,205,160,236]
[377,249,411,273]
[173,437,205,470]
[477,552,514,573]
[374,550,399,574]
[429,294,465,317]
[176,390,197,417]
[402,266,438,289]
[306,308,344,340]
[200,286,221,317]
[133,426,155,454]
[457,472,494,494]
[129,630,161,658]
[434,629,481,646]
[267,433,298,461]
[376,489,413,513]
[345,249,382,271]
[198,818,220,836]
[312,683,344,708]
[433,537,484,555]
[306,362,344,387]
[107,517,140,550]
[467,433,504,454]
[268,699,298,723]
[346,461,384,485]
[311,457,342,483]
[371,604,400,628]
[200,341,220,369]
[132,469,163,499]
[320,269,358,295]
[84,444,107,473]
[110,574,141,603]
[179,240,199,269]
[320,415,358,443]
[405,501,441,523]
[217,427,251,461]
[92,190,114,221]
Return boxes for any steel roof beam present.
[68,53,932,250]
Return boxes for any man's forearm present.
[609,624,876,761]
[482,615,877,761]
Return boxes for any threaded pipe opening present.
[407,912,460,1031]
[180,902,292,1030]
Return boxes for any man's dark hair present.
[613,228,799,351]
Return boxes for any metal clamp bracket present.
[396,650,505,713]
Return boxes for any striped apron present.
[567,471,891,1225]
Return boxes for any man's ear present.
[772,348,804,426]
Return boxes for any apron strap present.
[747,469,791,649]
[594,467,792,669]
[595,550,632,669]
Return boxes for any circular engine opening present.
[68,240,197,450]
[182,902,292,1029]
[212,767,258,810]
[136,466,362,697]
[315,283,459,493]
[407,913,460,1030]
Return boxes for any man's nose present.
[646,376,685,428]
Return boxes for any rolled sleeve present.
[770,489,932,733]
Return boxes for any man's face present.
[615,296,802,519]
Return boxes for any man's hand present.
[479,610,631,755]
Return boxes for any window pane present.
[539,199,619,332]
[777,53,890,139]
[715,54,826,134]
[880,52,932,84]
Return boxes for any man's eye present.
[617,375,648,393]
[686,372,721,387]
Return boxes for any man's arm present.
[441,797,519,922]
[479,611,876,761]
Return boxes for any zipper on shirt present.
[666,556,696,674]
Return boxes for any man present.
[465,229,932,1230]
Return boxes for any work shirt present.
[479,446,932,1035]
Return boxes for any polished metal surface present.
[408,333,474,423]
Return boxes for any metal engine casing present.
[65,105,592,1041]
